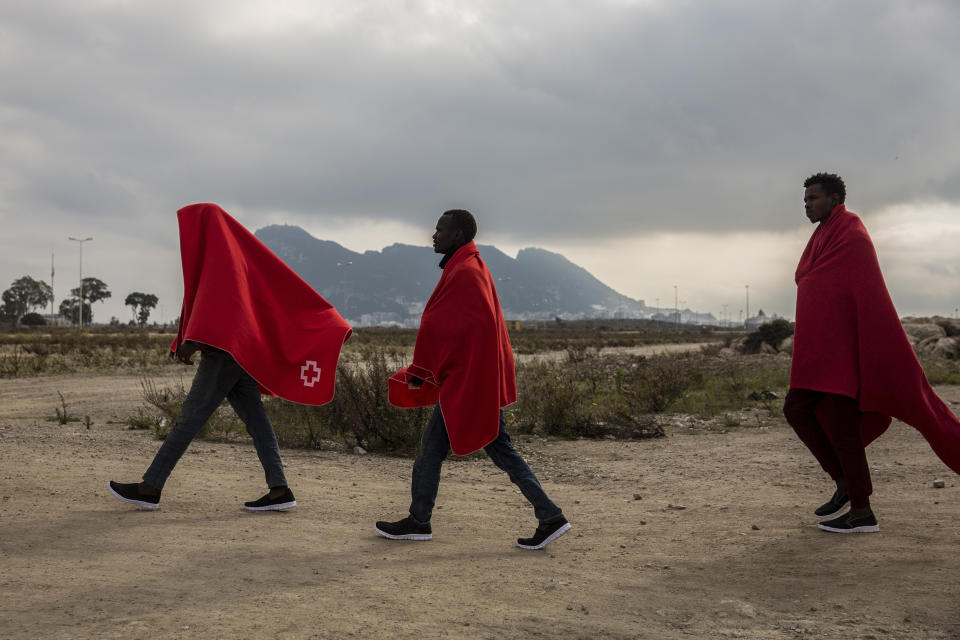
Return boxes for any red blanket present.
[792,204,960,472]
[172,203,352,405]
[388,242,516,455]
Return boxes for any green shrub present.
[316,347,431,453]
[49,391,79,424]
[135,348,430,453]
[743,318,794,353]
[140,376,245,441]
[919,356,960,385]
[669,355,790,416]
[511,350,675,439]
[0,327,178,378]
[21,312,46,326]
[128,343,802,455]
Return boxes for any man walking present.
[109,203,351,511]
[784,173,960,533]
[375,209,570,550]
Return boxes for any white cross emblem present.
[300,360,322,387]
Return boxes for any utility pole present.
[337,261,353,318]
[50,250,55,321]
[745,284,750,328]
[68,236,93,328]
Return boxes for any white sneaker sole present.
[516,522,572,550]
[817,522,879,534]
[107,482,159,510]
[244,500,296,511]
[374,525,432,541]
[815,501,851,520]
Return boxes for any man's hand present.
[171,341,199,365]
[407,375,424,390]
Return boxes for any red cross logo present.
[300,360,322,387]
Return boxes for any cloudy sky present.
[2,0,959,324]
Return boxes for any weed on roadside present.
[48,391,80,424]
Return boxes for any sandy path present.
[1,373,959,639]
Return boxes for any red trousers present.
[783,388,872,508]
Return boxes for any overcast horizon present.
[3,1,959,324]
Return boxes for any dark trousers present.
[409,404,565,525]
[783,388,872,508]
[143,349,288,491]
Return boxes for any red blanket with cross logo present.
[171,203,352,405]
[791,204,960,473]
[388,242,516,455]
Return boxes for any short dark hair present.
[803,172,846,203]
[442,209,477,243]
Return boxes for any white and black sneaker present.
[517,518,571,550]
[374,516,432,541]
[818,511,879,534]
[244,488,296,511]
[814,489,850,520]
[108,480,160,510]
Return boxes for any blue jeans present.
[143,349,287,490]
[409,404,564,525]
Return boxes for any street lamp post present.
[68,236,93,328]
[674,285,679,326]
[745,284,750,328]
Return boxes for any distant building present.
[42,314,72,327]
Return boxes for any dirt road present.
[1,373,958,639]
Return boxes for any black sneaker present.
[517,518,572,550]
[108,480,160,510]
[818,511,879,534]
[374,516,432,541]
[814,489,850,520]
[244,488,296,511]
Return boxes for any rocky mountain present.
[255,224,650,325]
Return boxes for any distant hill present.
[255,224,652,325]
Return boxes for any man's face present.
[432,215,463,254]
[803,184,839,224]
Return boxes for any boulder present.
[932,337,960,359]
[729,337,748,354]
[902,322,946,344]
[777,336,794,355]
[932,316,960,337]
[760,342,777,355]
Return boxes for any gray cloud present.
[3,0,959,241]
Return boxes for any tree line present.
[0,275,159,327]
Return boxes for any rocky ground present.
[2,372,959,639]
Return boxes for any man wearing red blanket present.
[375,209,570,550]
[108,203,351,512]
[785,173,960,534]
